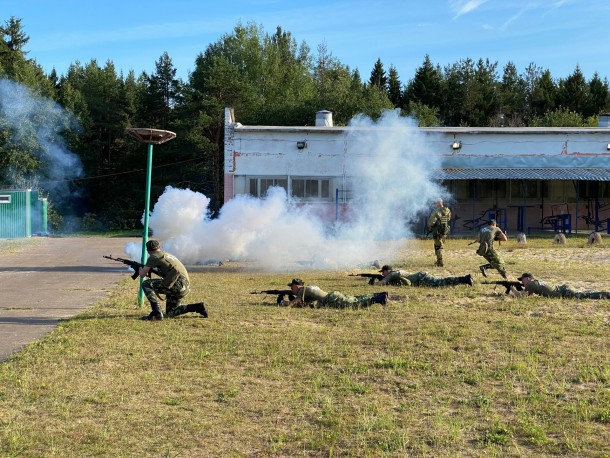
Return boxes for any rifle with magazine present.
[349,273,385,285]
[103,255,161,280]
[482,280,524,295]
[250,289,295,305]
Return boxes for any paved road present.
[0,236,139,361]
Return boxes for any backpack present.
[432,208,451,237]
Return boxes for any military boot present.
[186,302,209,318]
[165,303,177,317]
[435,260,444,267]
[460,274,474,286]
[372,292,388,306]
[141,303,163,321]
[479,264,492,277]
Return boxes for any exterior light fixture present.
[451,141,462,151]
[297,140,307,149]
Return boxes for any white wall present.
[223,107,610,207]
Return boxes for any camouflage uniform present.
[295,285,386,309]
[477,225,507,279]
[142,250,192,317]
[524,280,610,299]
[382,270,472,287]
[427,204,451,267]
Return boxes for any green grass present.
[1,236,610,456]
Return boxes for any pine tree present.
[387,65,403,107]
[369,58,387,92]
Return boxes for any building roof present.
[438,168,610,181]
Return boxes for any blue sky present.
[4,0,610,83]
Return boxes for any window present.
[247,177,332,201]
[454,181,470,200]
[600,182,610,198]
[476,181,492,198]
[291,178,331,200]
[510,180,548,199]
[0,195,10,204]
[581,181,610,198]
[465,180,504,199]
[248,178,287,197]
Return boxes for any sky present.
[3,0,610,84]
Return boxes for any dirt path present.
[0,236,139,361]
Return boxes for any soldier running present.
[475,219,508,279]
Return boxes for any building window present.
[291,178,331,200]
[0,195,10,204]
[601,182,610,198]
[583,181,610,198]
[248,178,287,197]
[247,177,332,201]
[510,180,548,199]
[465,180,506,199]
[454,181,470,200]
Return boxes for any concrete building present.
[224,107,610,235]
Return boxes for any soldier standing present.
[476,219,508,279]
[427,199,451,267]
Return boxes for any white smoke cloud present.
[127,109,449,270]
[0,78,82,194]
[341,110,447,240]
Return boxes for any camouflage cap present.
[517,272,533,281]
[146,240,161,251]
[379,265,392,272]
[488,219,497,225]
[287,278,304,286]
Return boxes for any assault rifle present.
[349,273,384,285]
[482,280,524,295]
[103,255,161,280]
[250,289,295,305]
[470,233,503,250]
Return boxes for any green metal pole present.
[138,143,154,306]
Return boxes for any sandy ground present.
[0,236,139,361]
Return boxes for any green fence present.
[0,189,48,238]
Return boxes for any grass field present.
[1,235,610,457]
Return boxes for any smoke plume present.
[0,78,83,198]
[126,110,449,270]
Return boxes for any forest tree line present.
[1,17,609,231]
